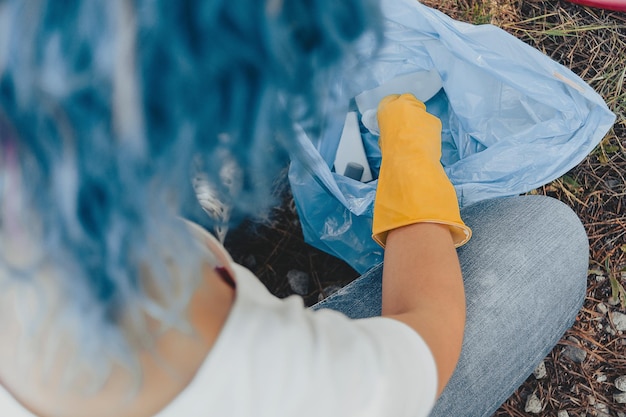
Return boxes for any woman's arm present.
[372,94,470,397]
[381,223,465,396]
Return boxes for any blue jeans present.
[312,195,589,417]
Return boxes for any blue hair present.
[0,0,381,387]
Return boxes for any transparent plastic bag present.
[288,0,615,273]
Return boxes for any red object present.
[566,0,626,12]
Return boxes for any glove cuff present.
[372,220,471,248]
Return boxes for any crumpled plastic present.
[288,0,616,274]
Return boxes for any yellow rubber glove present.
[372,93,471,247]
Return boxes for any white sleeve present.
[192,264,438,417]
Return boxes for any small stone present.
[562,345,587,363]
[557,411,569,417]
[609,296,621,306]
[286,269,310,295]
[533,361,547,379]
[594,403,610,417]
[596,374,608,383]
[606,326,616,336]
[615,375,626,392]
[597,303,609,314]
[524,393,543,414]
[618,411,626,417]
[615,391,626,404]
[595,274,606,282]
[612,311,626,331]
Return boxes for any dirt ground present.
[225,1,626,415]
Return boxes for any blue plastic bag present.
[288,0,616,274]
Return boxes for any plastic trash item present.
[288,0,616,274]
[357,69,444,135]
[343,162,365,181]
[334,112,372,182]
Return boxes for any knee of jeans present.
[461,195,589,309]
[523,195,589,306]
[534,195,588,252]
